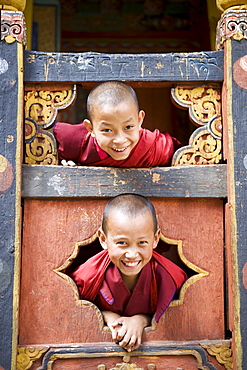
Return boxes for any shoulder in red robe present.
[53,121,180,167]
[70,250,187,322]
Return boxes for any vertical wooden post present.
[0,2,25,369]
[217,0,247,368]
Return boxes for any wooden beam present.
[22,164,227,198]
[24,50,224,83]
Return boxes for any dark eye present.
[101,128,111,133]
[117,241,127,246]
[139,240,148,245]
[125,125,134,130]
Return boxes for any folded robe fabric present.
[70,250,187,323]
[54,122,181,167]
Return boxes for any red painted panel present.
[19,198,224,345]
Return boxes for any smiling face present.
[84,101,145,161]
[98,209,160,288]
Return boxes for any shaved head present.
[87,81,139,121]
[102,193,158,235]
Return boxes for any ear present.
[83,119,94,134]
[138,110,145,129]
[97,228,108,250]
[153,228,161,249]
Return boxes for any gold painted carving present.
[0,0,26,11]
[25,88,76,128]
[217,0,247,12]
[171,86,222,166]
[25,118,58,165]
[202,341,233,370]
[17,346,48,370]
[97,363,156,370]
[24,86,76,165]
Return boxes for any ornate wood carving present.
[216,7,247,49]
[202,341,233,370]
[24,86,76,164]
[171,86,222,165]
[1,10,26,44]
[17,346,49,370]
[25,342,224,370]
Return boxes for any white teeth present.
[112,147,127,152]
[124,261,139,267]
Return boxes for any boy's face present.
[84,101,145,161]
[98,210,160,283]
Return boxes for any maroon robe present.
[70,250,187,323]
[54,122,181,167]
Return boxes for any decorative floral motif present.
[202,341,233,370]
[24,86,76,165]
[17,346,48,370]
[171,86,222,166]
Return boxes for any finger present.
[67,160,76,166]
[61,160,68,166]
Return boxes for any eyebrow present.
[100,118,134,126]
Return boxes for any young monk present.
[70,194,187,352]
[54,81,180,167]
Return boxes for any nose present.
[125,247,139,259]
[112,131,126,144]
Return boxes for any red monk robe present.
[54,122,181,167]
[70,250,187,323]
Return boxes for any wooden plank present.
[21,164,227,198]
[24,50,224,83]
[225,38,247,368]
[0,41,23,369]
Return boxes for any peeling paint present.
[152,173,160,183]
[47,175,65,195]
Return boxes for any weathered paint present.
[21,164,227,199]
[0,40,23,369]
[24,50,224,83]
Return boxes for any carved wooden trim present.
[17,346,49,370]
[216,7,247,49]
[1,10,26,44]
[17,341,232,370]
[24,86,76,165]
[201,341,233,370]
[26,341,223,370]
[171,86,222,166]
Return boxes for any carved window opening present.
[54,231,208,332]
[24,81,222,167]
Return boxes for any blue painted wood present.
[230,39,247,367]
[24,50,224,83]
[0,41,20,369]
[21,164,227,198]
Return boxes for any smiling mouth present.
[122,261,140,267]
[111,146,129,152]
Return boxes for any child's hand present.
[61,159,76,167]
[111,314,151,352]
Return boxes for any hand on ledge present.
[102,310,151,352]
[61,159,77,167]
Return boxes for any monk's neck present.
[120,272,140,292]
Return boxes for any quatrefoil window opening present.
[54,231,208,331]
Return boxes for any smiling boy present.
[54,81,180,167]
[70,194,187,352]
